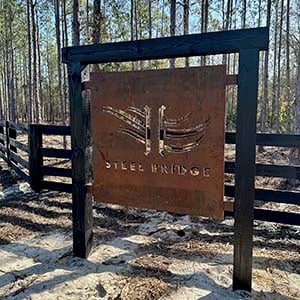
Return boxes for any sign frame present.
[62,27,269,292]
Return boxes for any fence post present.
[29,124,42,192]
[6,121,11,166]
[0,124,4,156]
[66,62,93,259]
[5,121,17,166]
[233,49,259,292]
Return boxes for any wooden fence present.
[224,132,300,226]
[0,121,72,194]
[0,120,299,227]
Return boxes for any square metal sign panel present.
[90,66,226,219]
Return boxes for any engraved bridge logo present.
[103,106,210,156]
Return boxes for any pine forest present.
[0,0,299,135]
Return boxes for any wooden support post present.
[233,48,259,292]
[9,127,17,165]
[6,121,11,166]
[67,62,93,258]
[0,124,5,152]
[29,124,43,192]
[5,122,17,166]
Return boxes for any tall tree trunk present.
[130,0,135,42]
[161,0,165,37]
[134,0,138,41]
[286,0,291,132]
[242,0,246,28]
[93,0,101,71]
[0,82,2,120]
[0,71,5,120]
[294,49,300,134]
[93,0,101,45]
[201,0,208,66]
[275,0,284,132]
[55,0,67,148]
[3,44,9,121]
[271,0,279,130]
[27,0,33,123]
[169,0,176,68]
[46,41,54,123]
[148,0,152,68]
[258,0,261,26]
[30,0,41,123]
[222,0,231,65]
[72,0,80,46]
[54,0,66,147]
[86,0,90,43]
[290,49,300,171]
[36,12,43,122]
[8,5,16,122]
[260,0,271,133]
[130,0,137,70]
[183,0,189,67]
[62,0,69,123]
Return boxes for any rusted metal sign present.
[90,66,226,219]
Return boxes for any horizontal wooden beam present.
[226,132,300,147]
[42,166,72,177]
[225,161,300,179]
[10,162,30,182]
[225,208,300,226]
[41,125,71,136]
[62,27,269,64]
[0,150,7,162]
[7,121,28,133]
[9,152,29,169]
[41,148,72,159]
[225,184,300,205]
[0,143,6,153]
[9,140,29,153]
[42,180,73,193]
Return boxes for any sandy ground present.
[0,159,299,299]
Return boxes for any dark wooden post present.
[9,127,17,165]
[6,121,12,166]
[0,125,4,155]
[67,62,93,258]
[233,48,259,291]
[29,124,43,192]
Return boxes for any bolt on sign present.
[90,66,226,219]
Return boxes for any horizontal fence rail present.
[224,209,300,226]
[225,185,300,206]
[7,121,29,133]
[10,161,30,182]
[10,152,29,169]
[9,139,29,153]
[226,132,300,147]
[41,125,71,136]
[225,161,300,180]
[41,148,72,159]
[41,181,72,193]
[42,166,72,177]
